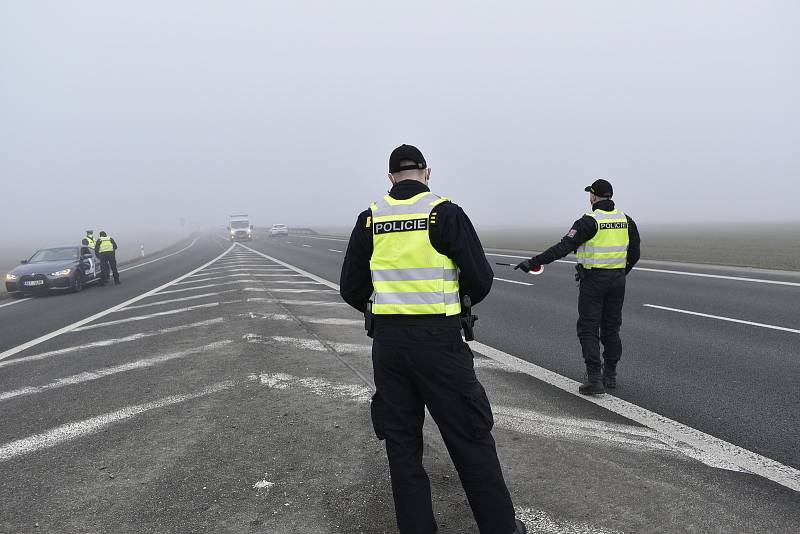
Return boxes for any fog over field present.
[1,2,798,260]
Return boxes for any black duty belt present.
[373,315,462,328]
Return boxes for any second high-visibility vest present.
[369,191,461,316]
[97,236,115,253]
[576,209,629,269]
[85,237,95,249]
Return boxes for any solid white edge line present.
[493,277,534,286]
[484,253,800,287]
[468,340,800,492]
[240,243,800,493]
[0,236,201,311]
[0,243,235,362]
[287,234,348,243]
[643,304,800,334]
[118,236,200,273]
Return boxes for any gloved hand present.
[514,259,538,273]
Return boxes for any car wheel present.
[72,272,84,293]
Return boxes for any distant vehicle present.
[269,224,289,237]
[4,246,101,298]
[228,214,253,241]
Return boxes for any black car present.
[4,246,102,298]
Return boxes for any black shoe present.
[602,363,617,389]
[579,370,605,395]
[513,518,527,534]
[114,280,121,285]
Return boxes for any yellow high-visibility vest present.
[97,236,115,254]
[369,191,461,316]
[576,209,629,269]
[85,237,95,249]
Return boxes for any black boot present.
[513,518,527,534]
[602,362,617,389]
[579,368,605,395]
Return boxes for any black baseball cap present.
[584,178,613,198]
[389,144,427,173]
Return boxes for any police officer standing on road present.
[340,145,526,534]
[515,179,640,395]
[84,230,95,249]
[94,231,121,286]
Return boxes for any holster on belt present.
[460,295,478,342]
[364,301,375,338]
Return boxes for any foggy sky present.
[1,1,798,241]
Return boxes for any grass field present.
[317,222,800,272]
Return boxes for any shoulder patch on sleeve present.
[566,228,577,238]
[365,216,372,228]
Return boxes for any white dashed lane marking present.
[644,304,800,335]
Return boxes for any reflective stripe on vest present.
[370,191,461,316]
[576,209,629,269]
[98,236,114,253]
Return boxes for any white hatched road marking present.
[470,340,800,491]
[242,287,336,294]
[246,298,345,306]
[0,319,224,369]
[242,312,362,326]
[178,273,303,284]
[0,244,235,362]
[328,249,343,253]
[250,372,371,403]
[73,303,219,331]
[252,246,800,492]
[0,380,237,462]
[644,304,800,334]
[117,292,237,311]
[0,341,232,402]
[243,334,370,353]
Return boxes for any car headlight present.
[5,273,16,280]
[50,268,72,277]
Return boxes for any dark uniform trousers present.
[371,324,516,534]
[576,269,626,372]
[99,252,120,284]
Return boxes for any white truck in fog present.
[228,214,253,241]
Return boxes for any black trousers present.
[577,269,626,372]
[371,325,516,534]
[99,252,119,283]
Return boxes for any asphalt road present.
[244,234,800,471]
[1,232,798,533]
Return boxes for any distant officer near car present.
[340,144,526,534]
[94,231,121,286]
[515,179,641,394]
[84,230,95,249]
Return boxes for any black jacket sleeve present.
[532,215,597,265]
[625,215,641,273]
[111,238,118,251]
[339,210,374,313]
[428,202,493,305]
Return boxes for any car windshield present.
[231,221,250,229]
[272,225,286,229]
[28,247,78,262]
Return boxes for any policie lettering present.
[373,218,428,235]
[598,222,628,230]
